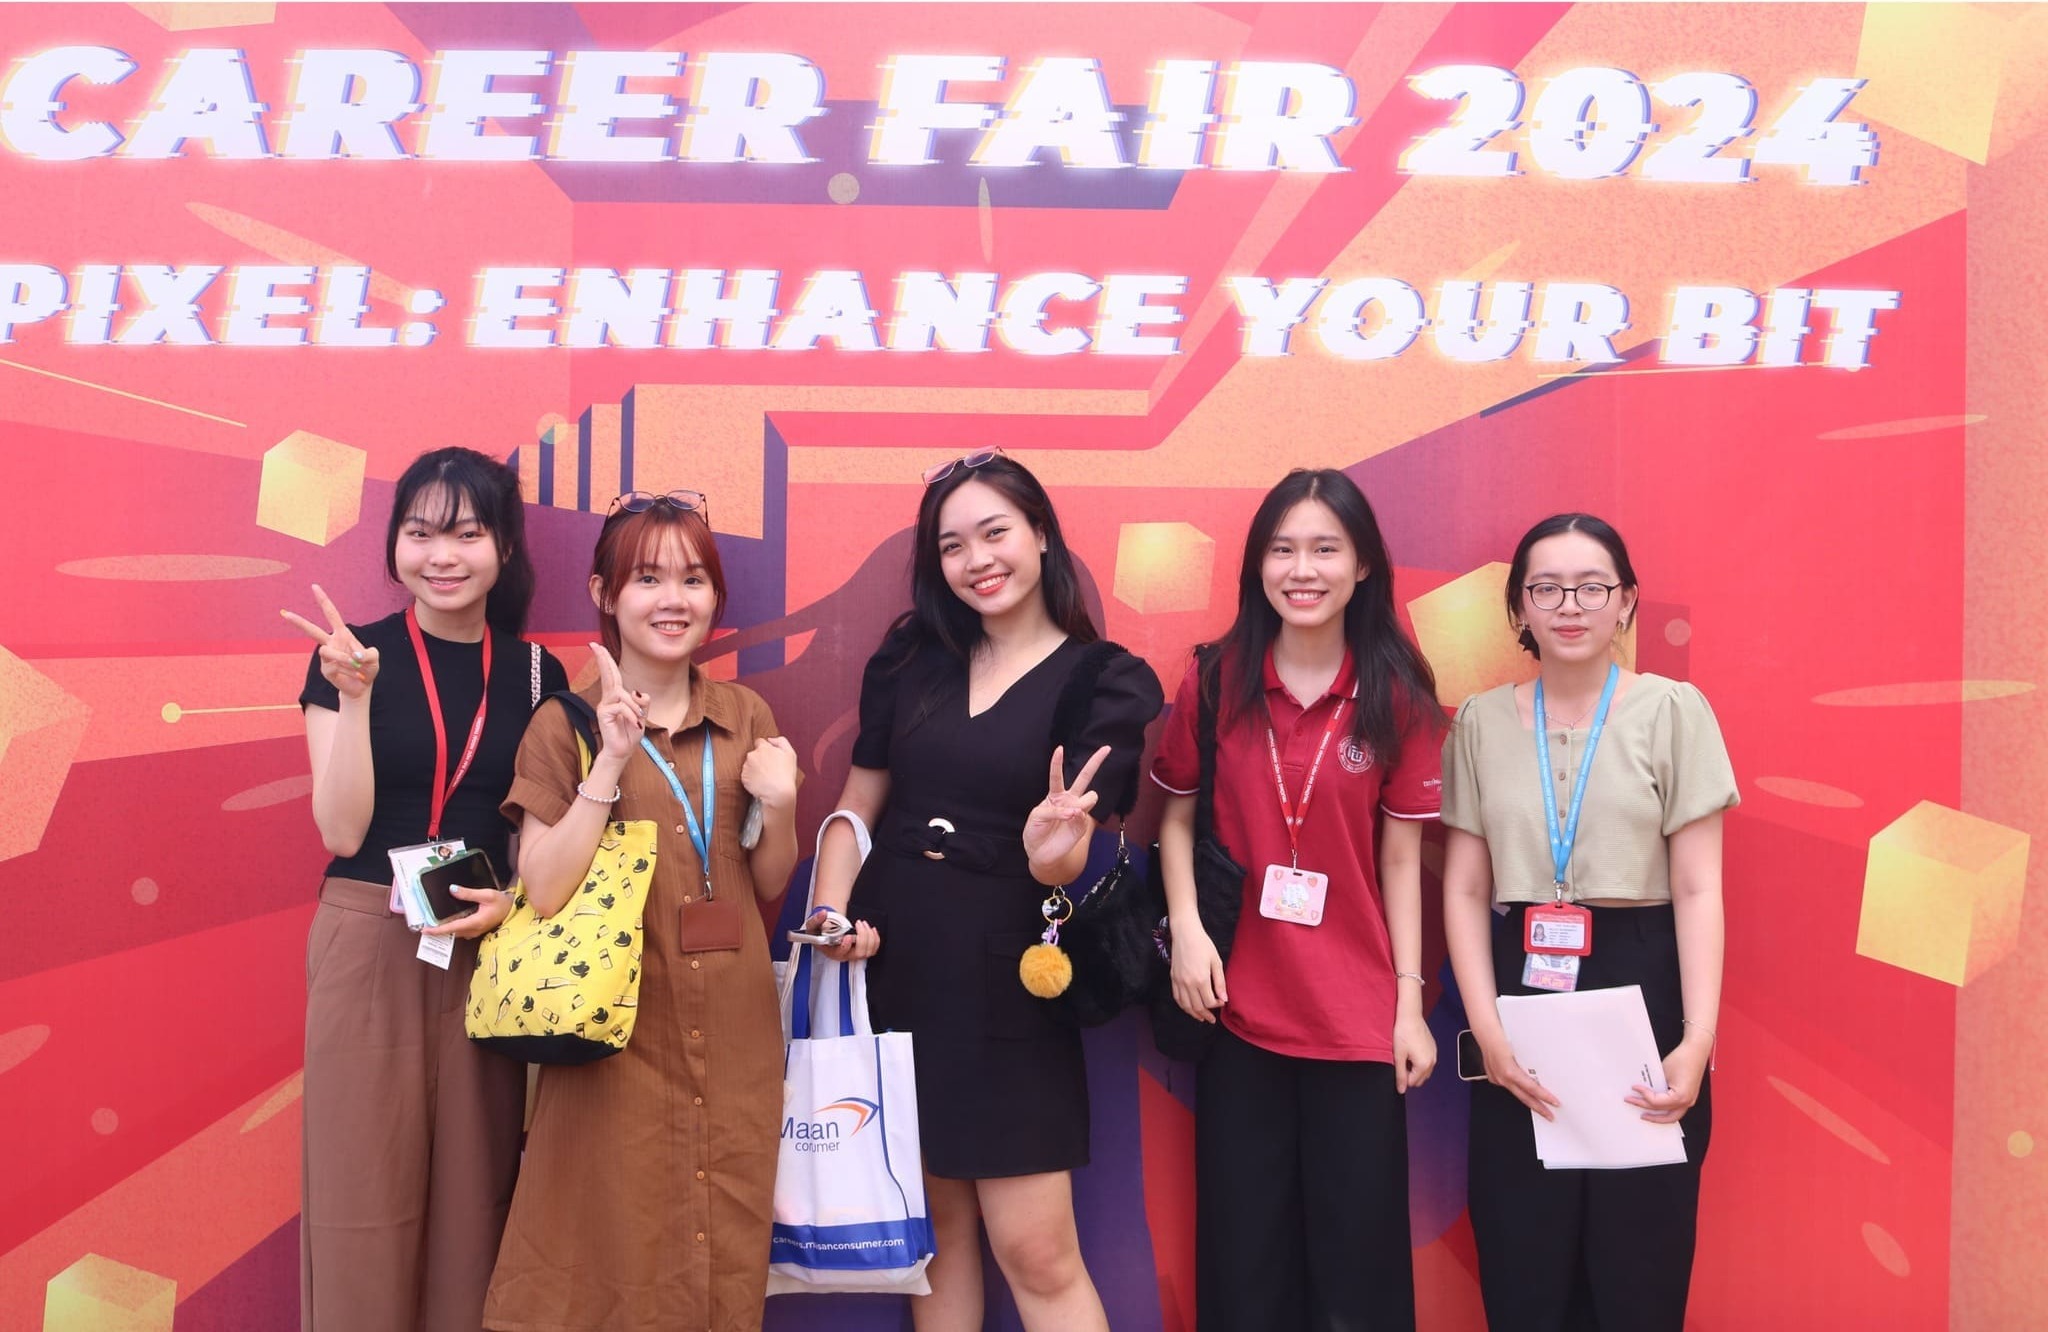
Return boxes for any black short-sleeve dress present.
[846,630,1163,1179]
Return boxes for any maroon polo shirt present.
[1151,649,1442,1062]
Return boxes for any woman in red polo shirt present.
[1153,468,1444,1332]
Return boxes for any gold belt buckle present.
[922,817,955,860]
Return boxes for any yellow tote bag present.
[467,693,656,1064]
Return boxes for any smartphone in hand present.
[787,911,850,948]
[1456,1029,1488,1082]
[417,849,500,926]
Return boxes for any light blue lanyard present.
[641,732,715,896]
[1532,664,1620,899]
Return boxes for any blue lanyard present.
[640,732,716,895]
[1532,664,1620,899]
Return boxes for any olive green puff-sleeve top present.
[1440,673,1739,905]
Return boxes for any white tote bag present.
[767,812,935,1297]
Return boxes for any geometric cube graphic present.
[1112,522,1215,615]
[1854,2,2023,166]
[130,3,276,31]
[42,1254,175,1332]
[1407,562,1526,707]
[1406,566,1643,702]
[1856,800,2031,986]
[255,430,365,546]
[0,646,92,862]
[625,386,775,539]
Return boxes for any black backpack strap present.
[547,691,601,780]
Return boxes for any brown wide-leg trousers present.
[302,877,526,1332]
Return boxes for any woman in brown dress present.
[484,492,801,1332]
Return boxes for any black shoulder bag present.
[1042,642,1163,1028]
[1146,646,1247,1061]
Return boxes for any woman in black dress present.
[807,451,1162,1332]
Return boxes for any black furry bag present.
[1146,646,1247,1063]
[1053,830,1160,1027]
[1044,642,1167,1028]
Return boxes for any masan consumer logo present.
[783,1096,879,1152]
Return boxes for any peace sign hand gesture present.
[588,643,649,760]
[1023,744,1111,869]
[281,584,379,701]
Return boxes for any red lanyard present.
[1264,696,1349,868]
[406,605,493,839]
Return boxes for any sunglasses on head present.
[607,490,710,521]
[919,448,1004,487]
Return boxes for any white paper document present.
[1494,985,1688,1170]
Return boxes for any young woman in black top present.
[805,451,1162,1332]
[288,447,567,1332]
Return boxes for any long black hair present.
[1204,469,1441,759]
[1503,512,1639,659]
[886,453,1098,663]
[383,447,537,637]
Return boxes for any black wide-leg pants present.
[1196,1026,1415,1332]
[1468,903,1713,1332]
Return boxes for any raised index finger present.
[1045,745,1067,797]
[588,642,624,696]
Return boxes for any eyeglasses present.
[920,448,1004,487]
[607,490,709,521]
[1524,581,1620,612]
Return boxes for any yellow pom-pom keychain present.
[1020,886,1075,999]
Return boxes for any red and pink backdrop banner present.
[1,4,2042,1329]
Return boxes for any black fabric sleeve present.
[299,644,338,712]
[850,652,897,770]
[850,628,916,770]
[1064,648,1165,818]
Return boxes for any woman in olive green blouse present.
[1440,513,1738,1332]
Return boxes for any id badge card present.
[679,894,743,953]
[415,932,456,970]
[1522,951,1580,992]
[1524,902,1593,956]
[1258,864,1329,927]
[388,840,467,930]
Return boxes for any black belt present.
[880,811,1035,879]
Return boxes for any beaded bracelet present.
[1396,972,1425,986]
[575,780,620,804]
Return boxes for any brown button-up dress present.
[484,671,790,1332]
